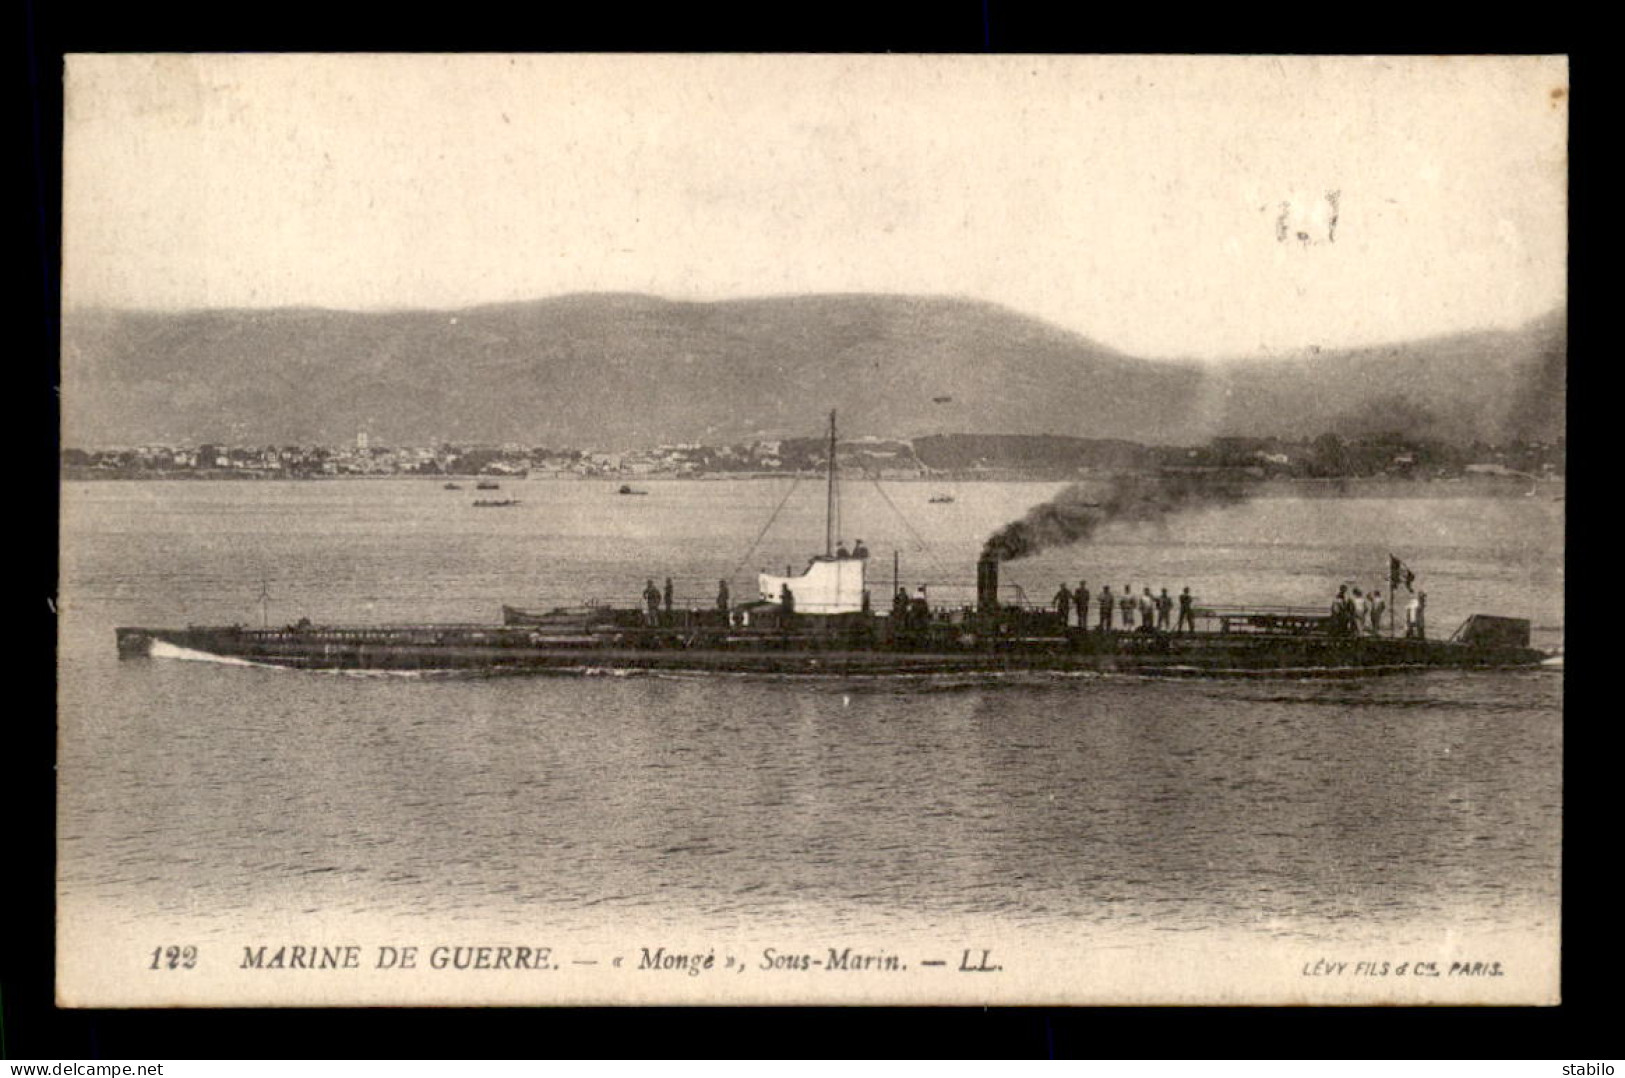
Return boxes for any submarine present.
[115,413,1551,677]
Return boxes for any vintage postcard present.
[58,53,1566,1006]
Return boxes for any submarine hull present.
[115,623,1547,676]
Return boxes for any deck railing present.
[246,599,1379,639]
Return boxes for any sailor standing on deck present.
[663,577,675,625]
[1074,581,1090,630]
[1120,587,1135,631]
[1332,585,1350,634]
[1177,587,1196,633]
[1156,588,1173,630]
[1406,591,1427,639]
[1368,589,1386,636]
[1353,589,1369,636]
[1053,584,1073,626]
[643,579,661,626]
[1098,585,1114,630]
[716,579,730,614]
[1140,587,1156,630]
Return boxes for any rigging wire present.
[868,475,954,581]
[726,475,804,580]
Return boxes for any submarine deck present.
[115,620,1545,674]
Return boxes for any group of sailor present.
[890,584,933,629]
[1330,584,1428,638]
[1330,585,1383,636]
[652,559,1430,641]
[1052,582,1198,633]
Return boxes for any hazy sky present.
[63,54,1567,359]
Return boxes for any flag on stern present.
[1389,555,1416,593]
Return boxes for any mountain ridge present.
[61,294,1565,449]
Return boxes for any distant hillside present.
[1209,310,1567,444]
[61,294,1564,449]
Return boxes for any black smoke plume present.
[981,471,1252,562]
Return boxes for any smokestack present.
[977,556,999,614]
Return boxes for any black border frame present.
[18,3,1593,1059]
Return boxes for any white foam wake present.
[149,639,270,668]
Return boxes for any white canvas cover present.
[758,556,867,614]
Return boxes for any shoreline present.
[60,469,1564,499]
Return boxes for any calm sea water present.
[58,478,1563,950]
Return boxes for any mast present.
[825,408,838,557]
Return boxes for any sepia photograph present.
[56,53,1566,1007]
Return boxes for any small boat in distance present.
[472,498,521,508]
[928,493,955,504]
[618,484,649,495]
[476,480,501,490]
[443,482,463,490]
